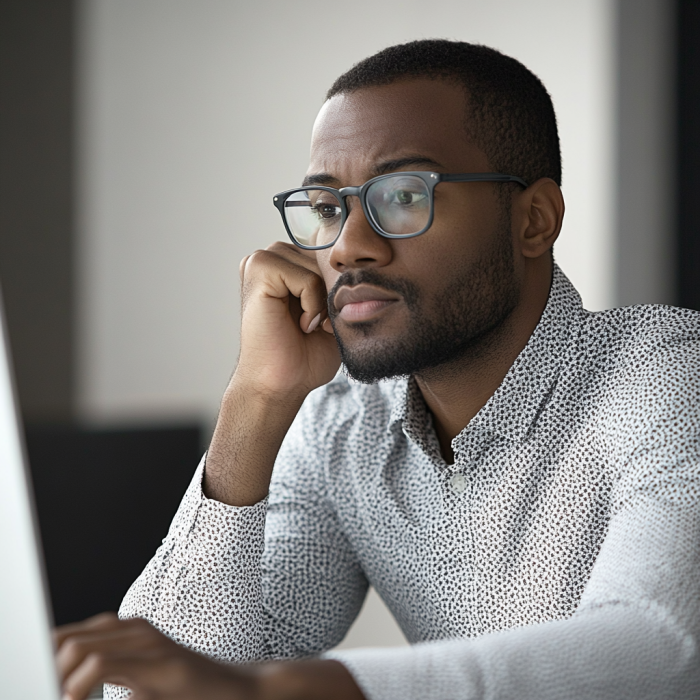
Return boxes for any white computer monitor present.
[0,289,61,699]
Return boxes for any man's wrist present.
[255,659,366,700]
[226,366,311,412]
[204,374,308,507]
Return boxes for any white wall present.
[76,0,615,425]
[75,0,618,650]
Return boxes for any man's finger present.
[62,650,163,700]
[242,249,328,332]
[239,254,251,283]
[54,612,120,647]
[63,648,254,700]
[56,619,164,682]
[264,240,323,275]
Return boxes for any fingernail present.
[306,313,322,333]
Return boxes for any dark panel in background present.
[27,425,202,625]
[0,0,75,422]
[677,0,700,310]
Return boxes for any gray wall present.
[75,0,618,426]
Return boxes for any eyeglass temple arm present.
[440,173,529,188]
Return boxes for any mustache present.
[327,269,420,316]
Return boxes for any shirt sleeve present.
[104,397,369,699]
[327,498,700,700]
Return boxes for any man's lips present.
[333,284,401,322]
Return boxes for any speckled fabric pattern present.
[106,265,700,699]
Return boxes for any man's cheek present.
[320,268,338,294]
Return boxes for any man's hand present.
[55,614,365,700]
[204,242,341,507]
[56,614,254,700]
[235,242,340,399]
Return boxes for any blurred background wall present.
[1,0,696,646]
[75,0,618,426]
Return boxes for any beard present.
[327,214,519,384]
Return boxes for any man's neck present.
[414,262,552,464]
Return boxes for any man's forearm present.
[204,377,306,506]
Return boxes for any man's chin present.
[336,337,415,384]
[341,362,407,385]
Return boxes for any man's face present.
[309,79,520,382]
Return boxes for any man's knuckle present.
[60,639,78,664]
[245,249,271,268]
[65,636,90,657]
[85,651,108,674]
[83,612,118,631]
[265,241,290,253]
[94,611,118,624]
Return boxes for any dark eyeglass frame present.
[272,171,529,250]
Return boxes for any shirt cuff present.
[325,642,482,700]
[165,453,269,568]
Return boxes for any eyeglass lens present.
[365,175,430,236]
[283,174,431,248]
[284,190,343,248]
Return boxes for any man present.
[56,40,700,700]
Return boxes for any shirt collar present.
[388,264,585,454]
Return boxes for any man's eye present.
[391,190,427,205]
[313,203,340,219]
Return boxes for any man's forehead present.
[307,79,487,180]
[311,81,466,148]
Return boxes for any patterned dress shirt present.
[107,265,700,699]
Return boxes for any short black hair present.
[326,39,562,187]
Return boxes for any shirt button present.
[449,473,467,495]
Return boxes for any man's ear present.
[513,178,564,259]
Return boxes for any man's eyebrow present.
[301,156,444,188]
[372,155,443,176]
[302,173,338,187]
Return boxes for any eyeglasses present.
[272,171,528,250]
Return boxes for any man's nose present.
[328,196,392,271]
